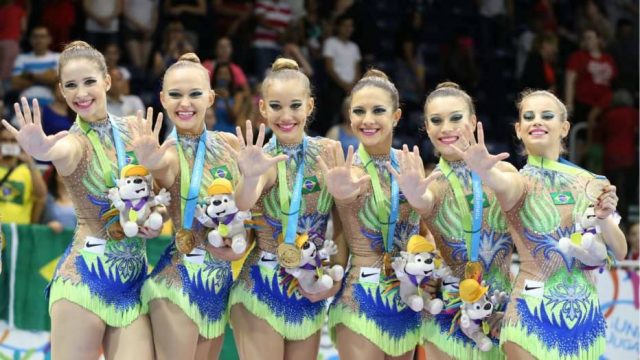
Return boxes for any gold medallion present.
[277,243,302,268]
[176,228,196,254]
[382,253,393,277]
[464,261,483,281]
[107,221,126,241]
[585,178,610,202]
[218,223,229,237]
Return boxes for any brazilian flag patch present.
[211,165,232,180]
[551,191,575,205]
[302,175,320,194]
[125,151,138,165]
[466,192,490,209]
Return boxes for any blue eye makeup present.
[523,111,535,121]
[541,111,555,120]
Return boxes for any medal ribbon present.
[76,115,126,188]
[438,158,483,262]
[174,128,207,231]
[358,145,399,254]
[272,136,307,245]
[527,156,606,179]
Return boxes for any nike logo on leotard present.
[85,242,104,248]
[361,272,377,278]
[186,253,204,257]
[260,256,276,262]
[524,285,541,291]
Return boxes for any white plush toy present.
[558,205,610,267]
[284,234,344,294]
[392,235,450,314]
[458,278,508,352]
[107,164,171,238]
[196,178,251,254]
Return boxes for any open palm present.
[385,145,438,209]
[317,144,370,201]
[452,122,509,175]
[226,120,287,179]
[131,107,175,170]
[1,98,68,160]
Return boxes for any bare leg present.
[284,331,321,360]
[386,348,415,360]
[423,341,454,360]
[230,304,285,360]
[335,325,385,360]
[103,314,154,360]
[149,299,200,360]
[195,335,224,360]
[50,299,106,360]
[504,341,537,360]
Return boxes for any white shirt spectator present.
[253,0,292,49]
[123,0,157,30]
[11,51,60,104]
[322,37,361,84]
[108,95,145,117]
[86,0,120,33]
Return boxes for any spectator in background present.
[10,26,59,106]
[395,9,425,112]
[164,0,207,50]
[626,222,639,260]
[107,67,145,117]
[40,0,76,52]
[282,23,314,77]
[575,0,614,46]
[42,167,76,233]
[152,21,194,80]
[520,32,558,92]
[325,97,357,156]
[123,0,158,70]
[442,29,479,94]
[212,0,254,69]
[203,37,250,96]
[610,18,639,96]
[322,14,360,134]
[42,85,74,136]
[211,62,245,133]
[0,126,47,224]
[252,0,292,77]
[599,89,638,223]
[103,42,131,91]
[83,0,123,51]
[0,0,26,91]
[564,28,617,144]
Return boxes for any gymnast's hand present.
[299,279,342,303]
[226,120,288,180]
[317,144,370,202]
[1,98,69,161]
[131,107,175,170]
[451,122,509,176]
[595,185,619,220]
[385,145,439,211]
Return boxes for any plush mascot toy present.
[107,164,171,238]
[282,234,344,294]
[196,178,251,254]
[391,234,449,313]
[558,204,611,267]
[458,279,508,352]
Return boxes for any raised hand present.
[225,120,288,179]
[131,108,175,170]
[317,144,370,201]
[451,122,509,175]
[385,145,439,210]
[595,185,618,219]
[1,98,69,160]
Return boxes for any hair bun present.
[362,68,389,81]
[271,58,299,72]
[178,52,201,64]
[63,40,92,52]
[436,81,461,90]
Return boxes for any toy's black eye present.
[425,258,433,264]
[417,258,422,262]
[302,242,311,250]
[224,199,228,202]
[475,304,481,310]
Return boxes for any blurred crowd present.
[0,0,638,256]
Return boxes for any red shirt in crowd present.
[202,60,248,90]
[567,50,617,108]
[0,3,26,41]
[600,106,639,172]
[41,0,76,51]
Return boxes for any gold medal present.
[277,243,302,268]
[464,261,483,280]
[382,253,393,277]
[585,178,609,202]
[176,228,196,254]
[107,221,125,241]
[218,223,229,237]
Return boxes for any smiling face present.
[515,93,570,160]
[425,96,476,161]
[349,86,401,155]
[59,59,111,122]
[259,78,314,144]
[161,66,214,135]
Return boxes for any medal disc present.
[277,243,302,269]
[464,261,483,281]
[585,178,609,202]
[176,228,196,254]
